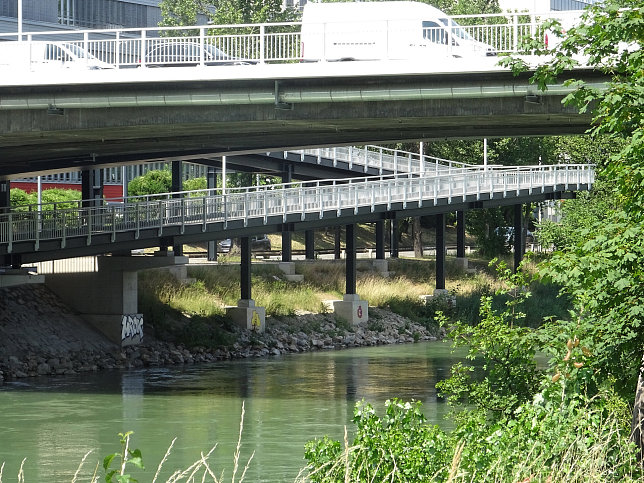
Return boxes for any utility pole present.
[18,0,23,41]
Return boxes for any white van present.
[301,1,496,62]
[0,41,114,71]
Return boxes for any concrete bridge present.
[0,14,598,346]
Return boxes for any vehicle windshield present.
[62,43,100,60]
[438,18,473,41]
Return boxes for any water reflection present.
[0,341,466,482]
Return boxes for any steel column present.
[436,213,445,290]
[207,166,217,261]
[513,203,523,272]
[0,180,9,209]
[334,226,342,260]
[241,236,251,300]
[456,210,466,258]
[390,220,399,258]
[282,164,293,262]
[305,229,315,260]
[346,224,356,295]
[375,220,385,259]
[81,169,103,207]
[1,181,10,266]
[171,161,183,256]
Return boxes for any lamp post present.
[17,0,23,41]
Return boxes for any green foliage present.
[127,170,172,197]
[304,399,451,482]
[159,0,297,29]
[9,188,30,207]
[438,259,540,421]
[182,176,207,194]
[536,178,617,250]
[103,431,144,483]
[540,211,644,400]
[10,187,81,210]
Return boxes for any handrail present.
[0,164,594,250]
[0,10,584,69]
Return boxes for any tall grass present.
[139,255,571,347]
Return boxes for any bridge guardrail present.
[0,10,583,69]
[0,164,594,252]
[291,145,478,174]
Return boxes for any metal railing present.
[0,10,582,70]
[289,145,480,174]
[0,164,594,252]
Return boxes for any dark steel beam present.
[241,236,251,300]
[346,224,356,295]
[436,213,445,290]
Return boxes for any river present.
[0,341,465,482]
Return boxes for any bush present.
[304,399,451,482]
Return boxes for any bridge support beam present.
[455,210,468,270]
[333,224,368,324]
[305,229,315,260]
[435,213,446,293]
[513,203,524,272]
[390,219,399,258]
[282,165,293,263]
[1,180,11,267]
[207,166,217,262]
[227,236,266,332]
[81,169,103,206]
[373,220,390,277]
[44,255,187,347]
[171,161,183,257]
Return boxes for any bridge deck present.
[1,163,593,262]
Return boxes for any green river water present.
[0,341,466,482]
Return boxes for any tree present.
[159,0,297,28]
[503,0,644,448]
[128,170,172,197]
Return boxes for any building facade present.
[0,0,165,34]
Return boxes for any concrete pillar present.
[305,229,315,260]
[435,213,446,292]
[227,236,266,332]
[171,160,183,257]
[207,166,217,262]
[456,210,468,270]
[44,255,188,346]
[514,203,523,272]
[332,224,368,324]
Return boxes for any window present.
[422,21,447,44]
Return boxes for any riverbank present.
[0,284,443,384]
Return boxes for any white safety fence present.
[0,10,582,69]
[0,164,594,252]
[289,145,478,174]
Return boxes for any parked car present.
[144,41,254,67]
[218,235,271,253]
[0,40,114,71]
[495,226,534,244]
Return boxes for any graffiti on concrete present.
[121,314,143,346]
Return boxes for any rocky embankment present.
[0,284,442,384]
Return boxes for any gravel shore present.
[0,284,443,384]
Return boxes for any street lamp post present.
[17,0,23,41]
